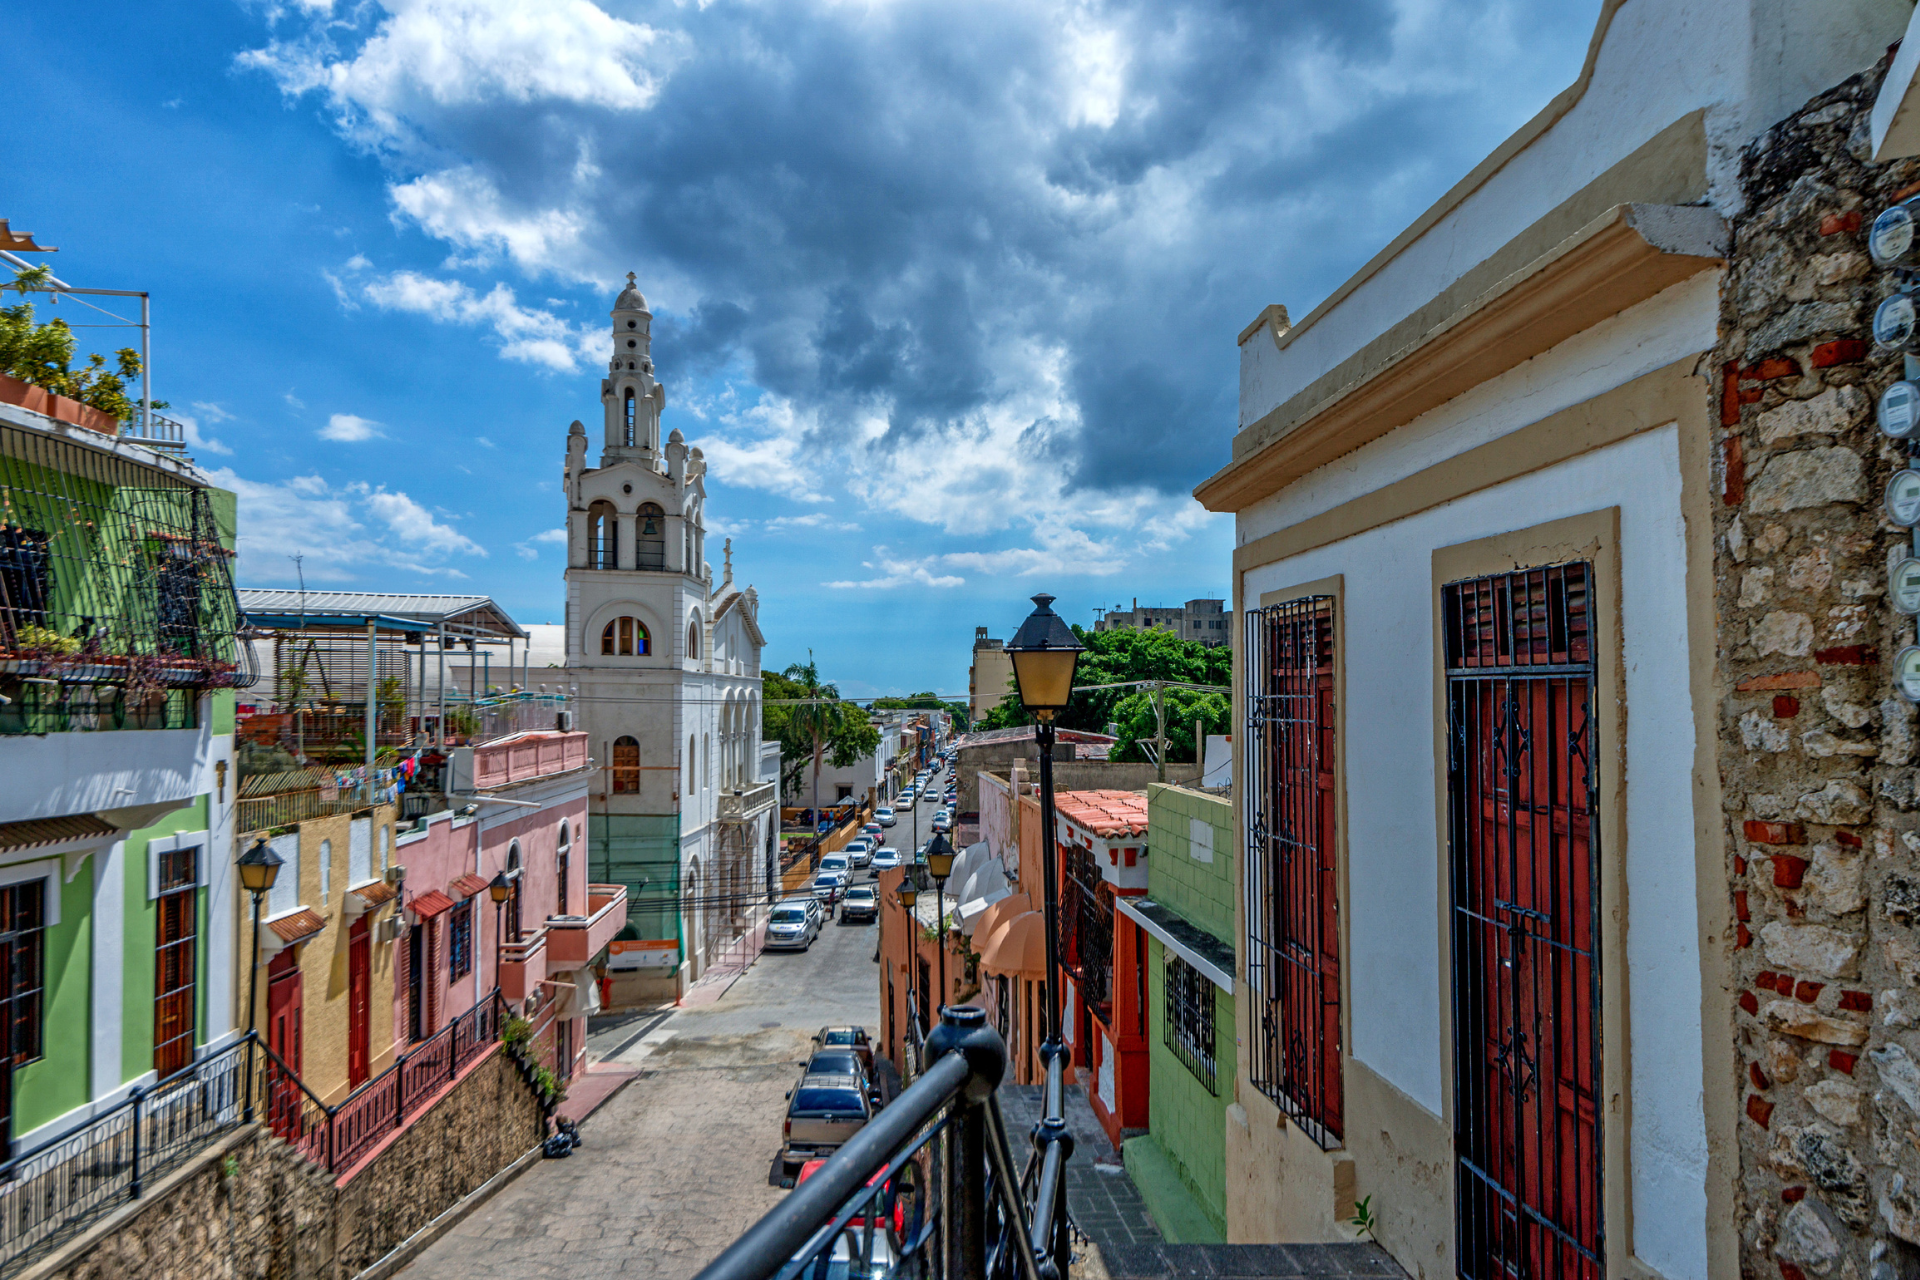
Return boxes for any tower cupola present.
[603,271,665,457]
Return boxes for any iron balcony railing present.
[0,1035,251,1275]
[695,1005,1074,1280]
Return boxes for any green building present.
[1119,782,1236,1241]
[0,400,248,1160]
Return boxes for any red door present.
[348,918,370,1087]
[265,951,304,1139]
[1445,564,1603,1280]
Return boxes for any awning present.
[408,890,456,920]
[449,873,490,899]
[1116,898,1234,991]
[265,908,326,946]
[345,880,396,919]
[0,815,117,853]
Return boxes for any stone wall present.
[32,1048,542,1280]
[1715,54,1920,1280]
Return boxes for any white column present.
[91,837,126,1102]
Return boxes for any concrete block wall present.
[1143,934,1234,1236]
[1145,784,1234,942]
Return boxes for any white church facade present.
[565,274,776,1000]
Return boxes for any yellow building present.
[244,805,401,1105]
[967,627,1014,724]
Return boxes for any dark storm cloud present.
[254,0,1601,499]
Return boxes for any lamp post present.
[1004,593,1082,1052]
[898,879,920,1044]
[924,831,955,1015]
[237,837,283,1122]
[489,872,511,998]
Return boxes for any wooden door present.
[408,918,425,1042]
[266,951,304,1139]
[1445,564,1603,1280]
[348,918,370,1087]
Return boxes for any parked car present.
[819,854,853,882]
[931,815,953,833]
[841,884,879,923]
[812,1026,876,1076]
[766,897,824,951]
[875,806,896,827]
[806,1048,868,1081]
[862,822,885,843]
[782,1074,872,1170]
[870,848,900,874]
[898,787,916,804]
[788,1159,905,1267]
[811,873,845,907]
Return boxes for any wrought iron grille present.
[1163,954,1217,1095]
[1243,595,1341,1147]
[1062,843,1112,1023]
[0,422,253,708]
[152,847,198,1079]
[1443,562,1603,1280]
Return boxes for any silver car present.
[765,898,823,951]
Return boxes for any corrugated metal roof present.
[237,589,526,639]
[266,908,327,945]
[407,889,456,920]
[449,873,490,899]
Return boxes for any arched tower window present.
[636,504,666,571]
[587,500,617,570]
[624,388,637,447]
[688,619,701,662]
[601,616,650,656]
[612,736,640,795]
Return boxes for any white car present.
[843,840,873,869]
[875,807,896,827]
[819,854,852,882]
[870,849,900,874]
[766,898,824,951]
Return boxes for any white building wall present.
[1241,426,1706,1279]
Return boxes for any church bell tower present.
[604,272,664,458]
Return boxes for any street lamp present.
[237,837,283,1122]
[489,871,511,995]
[898,879,920,1041]
[1005,593,1082,1051]
[924,831,956,1015]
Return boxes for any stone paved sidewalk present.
[1099,1241,1406,1279]
[998,1083,1163,1252]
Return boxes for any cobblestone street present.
[400,909,883,1279]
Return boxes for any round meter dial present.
[1891,470,1920,526]
[1882,381,1920,439]
[1877,293,1920,349]
[1898,645,1920,705]
[1874,203,1919,267]
[1894,556,1920,614]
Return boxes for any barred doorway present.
[1444,562,1603,1280]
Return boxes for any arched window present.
[687,619,701,661]
[588,500,617,570]
[636,504,666,570]
[624,388,637,447]
[506,841,523,942]
[557,821,572,916]
[612,735,640,794]
[601,617,650,656]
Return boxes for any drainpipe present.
[365,620,377,801]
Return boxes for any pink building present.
[395,730,624,1084]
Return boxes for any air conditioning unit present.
[385,864,406,886]
[556,710,573,732]
[380,916,406,943]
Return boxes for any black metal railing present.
[0,1036,250,1273]
[696,1006,1073,1280]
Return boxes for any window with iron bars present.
[1164,953,1217,1094]
[0,883,46,1071]
[1062,842,1113,1024]
[1244,594,1342,1147]
[449,900,473,980]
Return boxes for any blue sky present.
[6,0,1600,698]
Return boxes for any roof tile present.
[1054,789,1151,840]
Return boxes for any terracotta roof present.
[449,873,490,899]
[266,908,326,945]
[408,889,456,920]
[350,881,397,908]
[1054,789,1151,840]
[0,815,117,853]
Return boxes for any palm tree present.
[783,652,850,827]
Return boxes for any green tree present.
[765,655,882,815]
[1109,686,1230,765]
[0,287,158,424]
[870,690,969,727]
[980,625,1230,752]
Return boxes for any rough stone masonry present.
[1718,52,1920,1280]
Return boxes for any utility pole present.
[1152,681,1168,783]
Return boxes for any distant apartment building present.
[967,627,1013,723]
[1093,598,1232,648]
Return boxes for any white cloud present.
[331,261,598,370]
[205,468,487,580]
[167,409,234,456]
[475,435,497,448]
[766,513,860,534]
[512,527,568,559]
[390,165,591,276]
[823,547,964,591]
[319,412,384,442]
[190,401,235,424]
